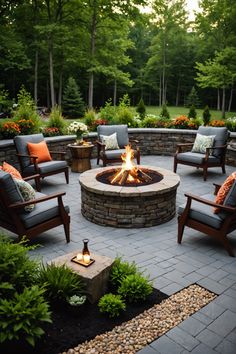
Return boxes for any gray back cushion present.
[97,125,129,148]
[198,126,229,158]
[0,170,23,208]
[14,134,44,168]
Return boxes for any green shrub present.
[0,285,51,346]
[188,105,197,119]
[14,86,41,132]
[62,77,85,118]
[110,257,138,289]
[203,105,211,126]
[160,104,170,119]
[84,109,96,128]
[141,116,158,128]
[0,236,39,298]
[118,274,152,303]
[47,105,66,133]
[116,106,135,126]
[37,263,84,302]
[98,293,126,318]
[99,99,117,122]
[136,98,146,120]
[0,87,11,114]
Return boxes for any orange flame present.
[111,145,137,184]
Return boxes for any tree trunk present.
[34,49,38,105]
[88,9,96,109]
[228,87,233,112]
[222,87,226,119]
[48,35,55,107]
[217,88,220,110]
[162,35,166,105]
[159,74,162,107]
[58,70,63,106]
[113,80,117,106]
[175,78,180,106]
[46,80,50,108]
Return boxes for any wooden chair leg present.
[222,165,226,174]
[177,216,185,244]
[97,157,100,165]
[173,158,178,173]
[136,150,140,165]
[64,222,70,243]
[203,167,208,181]
[65,168,69,184]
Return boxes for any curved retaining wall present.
[0,129,236,168]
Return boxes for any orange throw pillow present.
[214,171,236,213]
[27,141,52,163]
[1,161,23,180]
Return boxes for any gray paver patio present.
[1,155,236,353]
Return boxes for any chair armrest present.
[8,191,66,209]
[96,140,105,147]
[23,174,40,181]
[176,143,193,154]
[17,153,37,160]
[184,192,236,213]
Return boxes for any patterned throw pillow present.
[191,133,215,154]
[214,171,236,213]
[14,179,36,212]
[0,161,23,180]
[100,133,120,150]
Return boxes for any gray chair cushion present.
[102,148,139,160]
[198,126,228,158]
[23,160,68,176]
[98,125,129,148]
[177,152,220,165]
[20,192,70,229]
[178,193,223,229]
[14,134,44,168]
[0,170,23,204]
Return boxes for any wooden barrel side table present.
[68,144,94,173]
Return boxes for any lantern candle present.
[83,254,90,264]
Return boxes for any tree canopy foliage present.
[0,0,235,114]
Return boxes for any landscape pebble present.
[61,284,216,354]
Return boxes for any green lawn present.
[145,106,236,120]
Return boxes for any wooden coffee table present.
[50,252,114,303]
[68,144,94,173]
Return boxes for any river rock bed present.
[63,284,216,354]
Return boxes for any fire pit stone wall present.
[80,166,180,228]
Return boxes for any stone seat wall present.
[0,129,236,168]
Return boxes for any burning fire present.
[110,145,151,185]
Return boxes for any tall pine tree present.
[62,77,85,118]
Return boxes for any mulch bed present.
[3,288,167,354]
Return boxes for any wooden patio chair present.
[0,170,70,242]
[14,134,69,188]
[178,182,236,256]
[173,126,229,181]
[96,125,140,166]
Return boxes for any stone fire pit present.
[79,166,180,228]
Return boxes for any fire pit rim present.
[79,165,180,197]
